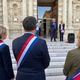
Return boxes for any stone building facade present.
[58,0,80,41]
[0,0,80,41]
[0,0,37,39]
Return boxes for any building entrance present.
[37,0,58,38]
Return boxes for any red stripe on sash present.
[0,40,3,43]
[16,34,34,63]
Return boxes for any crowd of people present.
[0,16,80,80]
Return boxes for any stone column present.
[58,0,63,41]
[67,0,73,32]
[22,0,27,33]
[22,0,27,19]
[28,0,33,16]
[3,0,9,39]
[63,0,68,41]
[58,0,63,23]
[33,0,37,19]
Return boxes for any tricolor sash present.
[65,69,80,80]
[0,43,4,46]
[73,72,80,80]
[17,34,38,68]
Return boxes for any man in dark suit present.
[12,16,50,80]
[50,19,57,42]
[0,26,14,80]
[59,21,65,41]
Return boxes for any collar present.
[24,32,35,35]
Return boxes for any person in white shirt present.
[59,21,65,41]
[36,22,41,36]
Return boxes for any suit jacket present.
[50,22,57,31]
[0,44,14,80]
[12,33,50,80]
[59,24,65,33]
[63,47,80,77]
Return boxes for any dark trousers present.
[51,30,56,42]
[60,33,64,41]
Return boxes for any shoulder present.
[36,37,46,45]
[69,48,78,53]
[0,43,8,49]
[68,48,78,56]
[0,44,9,53]
[37,37,46,42]
[13,36,21,42]
[12,36,22,45]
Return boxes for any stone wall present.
[0,0,80,40]
[0,0,3,26]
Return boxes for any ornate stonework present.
[72,0,80,39]
[7,0,23,38]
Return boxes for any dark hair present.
[23,16,37,31]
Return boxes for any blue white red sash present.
[17,34,38,68]
[73,72,80,80]
[65,69,80,80]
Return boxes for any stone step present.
[48,48,76,52]
[50,57,66,62]
[49,52,67,57]
[48,45,76,49]
[49,50,68,53]
[45,68,63,76]
[47,42,76,45]
[48,45,76,48]
[49,62,64,68]
[46,76,66,80]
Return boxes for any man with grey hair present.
[12,16,50,80]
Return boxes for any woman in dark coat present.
[0,26,14,80]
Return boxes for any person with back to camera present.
[12,16,50,80]
[63,30,80,80]
[0,26,14,80]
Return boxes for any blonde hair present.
[0,26,6,39]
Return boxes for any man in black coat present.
[12,16,50,80]
[59,21,65,41]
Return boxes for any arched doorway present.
[37,0,58,38]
